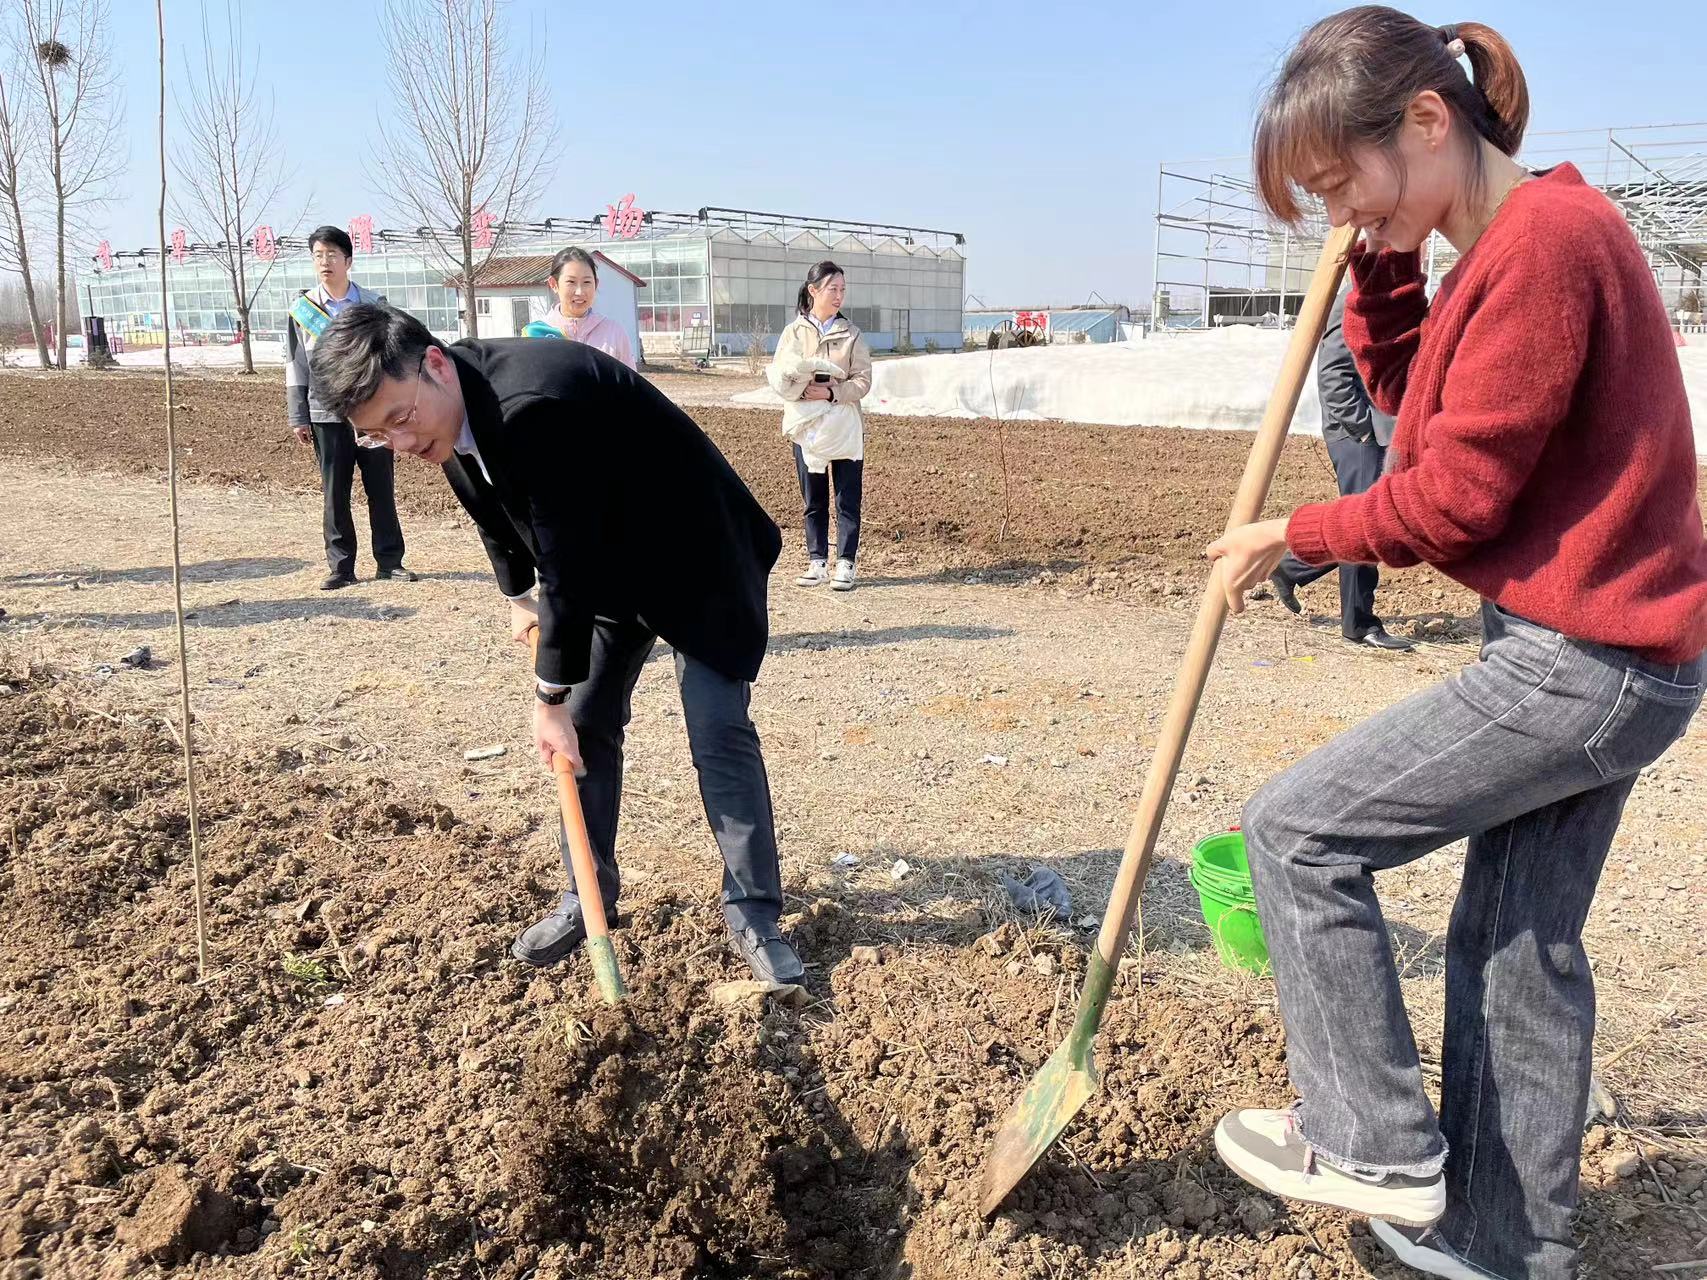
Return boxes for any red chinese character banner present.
[348,214,374,255]
[606,193,644,240]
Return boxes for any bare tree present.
[172,0,297,373]
[15,0,122,369]
[374,0,554,335]
[0,26,49,366]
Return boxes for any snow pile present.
[735,329,1323,432]
[735,327,1707,457]
[2,340,286,369]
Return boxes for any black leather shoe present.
[729,924,805,985]
[319,572,357,591]
[1352,627,1415,652]
[1268,572,1302,616]
[511,896,592,968]
[375,565,418,581]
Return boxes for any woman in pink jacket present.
[541,247,636,369]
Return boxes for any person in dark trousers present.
[1269,286,1413,651]
[285,225,413,590]
[1207,10,1707,1279]
[768,261,873,592]
[307,302,804,985]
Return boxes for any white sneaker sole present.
[830,579,855,591]
[1369,1220,1484,1279]
[1212,1117,1445,1228]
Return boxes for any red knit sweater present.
[1287,164,1707,664]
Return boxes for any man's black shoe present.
[1351,627,1415,652]
[729,923,805,985]
[511,896,595,968]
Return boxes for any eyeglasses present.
[312,251,347,264]
[355,355,427,448]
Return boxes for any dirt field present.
[2,367,1705,1279]
[0,363,1519,623]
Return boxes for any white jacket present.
[767,315,872,472]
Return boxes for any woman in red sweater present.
[1206,9,1707,1279]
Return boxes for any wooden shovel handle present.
[526,626,613,941]
[1094,224,1358,968]
[553,757,614,940]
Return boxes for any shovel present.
[978,224,1358,1216]
[527,626,627,1005]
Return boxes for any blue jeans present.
[1244,602,1703,1279]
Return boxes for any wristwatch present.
[535,683,571,706]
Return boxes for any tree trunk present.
[3,159,50,365]
[53,183,67,368]
[461,229,476,339]
[6,208,50,368]
[235,250,254,374]
[230,169,254,374]
[222,257,249,372]
[23,273,49,367]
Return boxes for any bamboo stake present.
[156,0,209,978]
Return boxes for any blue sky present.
[94,0,1702,306]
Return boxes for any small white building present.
[451,251,647,357]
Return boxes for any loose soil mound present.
[2,657,1701,1276]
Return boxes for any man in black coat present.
[1269,287,1413,651]
[309,302,802,983]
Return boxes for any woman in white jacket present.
[767,260,873,590]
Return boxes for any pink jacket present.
[541,306,636,370]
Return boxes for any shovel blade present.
[587,935,628,1006]
[978,1034,1100,1216]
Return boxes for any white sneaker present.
[795,560,827,588]
[1368,1221,1485,1279]
[1213,1108,1445,1228]
[831,559,856,591]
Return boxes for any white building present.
[79,207,966,357]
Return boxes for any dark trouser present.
[791,444,863,563]
[1244,602,1704,1279]
[557,615,784,933]
[311,421,405,576]
[1274,434,1384,638]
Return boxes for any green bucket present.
[1190,830,1271,975]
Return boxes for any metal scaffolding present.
[1153,122,1707,329]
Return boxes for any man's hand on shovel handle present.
[517,612,584,775]
[1207,518,1292,615]
[533,698,586,776]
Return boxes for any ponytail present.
[1443,21,1529,156]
